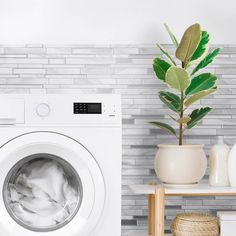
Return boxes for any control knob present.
[36,103,51,117]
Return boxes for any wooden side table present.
[129,184,236,236]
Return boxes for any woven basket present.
[171,213,219,236]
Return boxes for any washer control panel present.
[0,94,121,125]
[73,103,102,114]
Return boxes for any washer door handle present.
[0,118,16,125]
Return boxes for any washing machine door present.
[0,132,105,236]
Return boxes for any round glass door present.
[3,153,82,232]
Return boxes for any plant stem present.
[178,61,186,145]
[179,91,184,145]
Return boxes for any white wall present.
[0,0,235,44]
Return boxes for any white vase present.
[228,143,236,186]
[209,137,230,187]
[154,144,207,187]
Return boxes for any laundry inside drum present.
[3,154,82,232]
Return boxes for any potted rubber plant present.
[151,23,220,187]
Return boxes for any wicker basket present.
[171,213,219,236]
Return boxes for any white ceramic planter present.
[155,145,207,187]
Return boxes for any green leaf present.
[153,58,171,81]
[185,73,217,95]
[159,91,180,113]
[187,107,212,129]
[156,43,176,66]
[190,31,210,61]
[176,23,201,65]
[191,48,221,75]
[149,121,177,136]
[184,88,216,106]
[165,66,190,92]
[164,23,179,48]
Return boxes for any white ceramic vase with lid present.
[209,136,230,187]
[228,142,236,187]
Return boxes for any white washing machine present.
[0,94,121,236]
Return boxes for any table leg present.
[148,193,155,235]
[154,187,165,236]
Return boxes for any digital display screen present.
[74,103,102,114]
[88,103,100,112]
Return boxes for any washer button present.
[36,103,51,117]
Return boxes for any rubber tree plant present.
[151,23,221,145]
